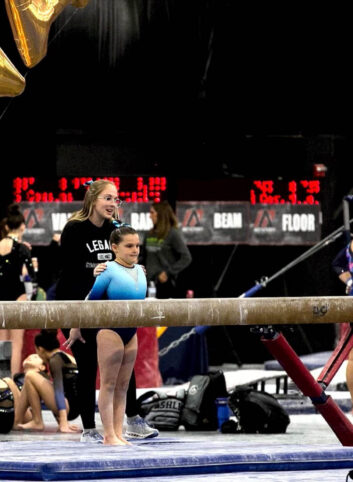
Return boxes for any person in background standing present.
[332,240,353,413]
[140,201,192,299]
[0,203,36,375]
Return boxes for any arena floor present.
[1,362,353,482]
[1,411,352,481]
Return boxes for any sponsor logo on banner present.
[182,208,204,232]
[23,207,45,228]
[253,209,276,233]
[21,207,46,239]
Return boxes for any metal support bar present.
[261,330,353,446]
[0,296,353,329]
[317,324,353,388]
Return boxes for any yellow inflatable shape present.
[0,48,25,97]
[5,0,91,68]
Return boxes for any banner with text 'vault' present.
[20,202,321,246]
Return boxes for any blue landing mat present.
[2,439,353,481]
[278,393,352,414]
[1,470,353,482]
[264,351,332,371]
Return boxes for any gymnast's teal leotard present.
[88,261,147,344]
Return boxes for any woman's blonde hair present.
[69,180,119,222]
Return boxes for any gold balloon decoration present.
[5,0,91,68]
[0,48,25,97]
[0,0,89,97]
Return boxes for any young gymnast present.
[87,225,147,445]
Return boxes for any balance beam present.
[0,296,352,330]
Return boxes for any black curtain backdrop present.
[1,1,352,175]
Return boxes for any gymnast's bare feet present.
[118,435,132,446]
[103,435,131,446]
[17,420,44,431]
[12,424,23,431]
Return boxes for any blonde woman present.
[57,180,158,442]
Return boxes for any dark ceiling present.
[0,1,352,180]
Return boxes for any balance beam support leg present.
[261,329,353,446]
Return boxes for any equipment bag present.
[180,370,229,431]
[228,385,290,434]
[136,389,186,431]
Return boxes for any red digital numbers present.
[13,177,320,205]
[250,179,321,205]
[12,177,167,203]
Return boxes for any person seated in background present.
[0,353,47,434]
[14,330,81,433]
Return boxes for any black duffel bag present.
[228,385,290,434]
[136,389,186,431]
[180,370,228,431]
